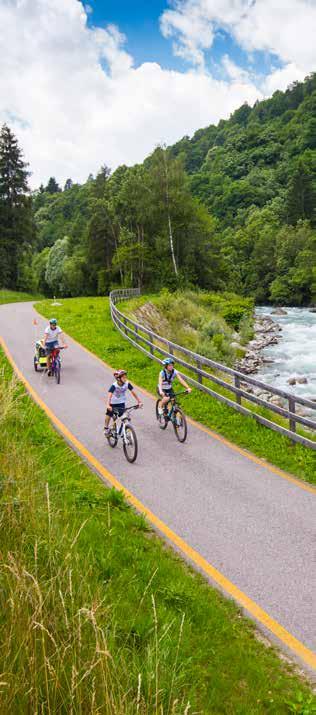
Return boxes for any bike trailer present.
[34,340,47,371]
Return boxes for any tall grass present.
[0,353,315,712]
[0,289,42,304]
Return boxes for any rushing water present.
[255,306,316,399]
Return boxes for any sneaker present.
[47,370,52,377]
[104,426,110,435]
[158,407,163,416]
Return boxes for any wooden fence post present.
[288,396,296,433]
[196,359,202,385]
[235,375,241,405]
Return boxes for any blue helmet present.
[162,357,174,366]
[49,318,57,325]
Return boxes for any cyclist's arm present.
[106,390,114,411]
[59,331,67,348]
[158,372,164,396]
[177,373,191,392]
[130,387,143,407]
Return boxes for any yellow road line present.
[33,306,316,495]
[1,333,316,672]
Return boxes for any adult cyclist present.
[43,318,67,374]
[157,357,191,415]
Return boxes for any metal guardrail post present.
[288,396,296,433]
[235,375,241,405]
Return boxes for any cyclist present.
[104,369,143,434]
[157,357,191,415]
[43,318,67,374]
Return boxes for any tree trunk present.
[163,150,178,276]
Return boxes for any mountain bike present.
[155,390,189,443]
[49,346,66,385]
[105,405,140,463]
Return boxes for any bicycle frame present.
[164,391,188,421]
[110,405,139,443]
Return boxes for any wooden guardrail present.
[110,288,316,450]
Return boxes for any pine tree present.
[45,177,61,194]
[0,124,33,288]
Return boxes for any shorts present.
[45,341,59,355]
[106,403,126,417]
[157,387,174,398]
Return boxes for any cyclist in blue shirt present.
[104,369,142,434]
[157,357,191,415]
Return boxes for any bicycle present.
[48,346,66,385]
[155,390,189,443]
[105,405,140,463]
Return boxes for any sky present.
[0,0,315,188]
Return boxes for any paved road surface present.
[1,301,315,668]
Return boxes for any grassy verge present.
[36,297,316,484]
[0,288,43,303]
[0,349,315,713]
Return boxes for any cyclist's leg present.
[104,404,124,433]
[158,389,172,414]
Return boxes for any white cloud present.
[2,0,314,189]
[0,0,264,187]
[161,0,316,85]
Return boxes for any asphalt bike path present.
[1,301,315,671]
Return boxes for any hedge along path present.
[0,301,315,673]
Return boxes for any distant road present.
[1,301,315,672]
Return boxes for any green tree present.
[286,158,316,226]
[0,124,33,288]
[45,236,69,295]
[45,177,61,194]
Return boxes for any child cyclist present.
[158,357,191,415]
[104,369,142,434]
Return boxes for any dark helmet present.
[114,369,127,378]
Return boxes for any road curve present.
[1,301,315,671]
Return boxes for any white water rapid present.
[255,306,316,399]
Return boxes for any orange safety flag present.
[33,319,38,325]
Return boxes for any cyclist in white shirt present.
[104,369,142,434]
[43,318,67,374]
[157,357,191,415]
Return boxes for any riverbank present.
[238,307,316,400]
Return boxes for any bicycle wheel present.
[54,358,61,384]
[173,408,187,443]
[107,425,118,447]
[123,425,138,463]
[155,399,168,430]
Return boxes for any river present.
[255,306,316,399]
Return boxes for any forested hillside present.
[1,75,315,304]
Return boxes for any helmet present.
[49,318,57,325]
[114,369,127,378]
[162,357,174,366]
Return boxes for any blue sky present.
[86,0,283,78]
[86,0,188,71]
